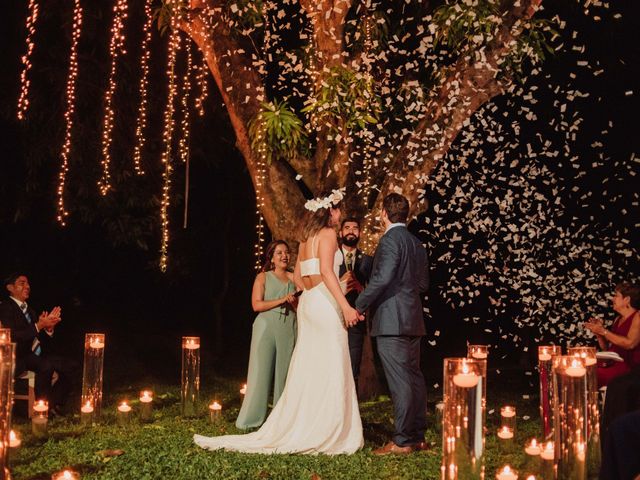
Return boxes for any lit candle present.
[183,338,200,350]
[539,348,551,361]
[540,441,554,460]
[240,383,247,396]
[496,465,518,480]
[497,426,514,439]
[565,359,586,377]
[0,328,10,344]
[32,399,48,438]
[453,361,479,388]
[469,345,488,359]
[576,442,586,462]
[51,469,80,480]
[524,438,541,456]
[80,400,94,426]
[209,401,222,423]
[139,390,153,422]
[501,406,516,418]
[9,430,21,448]
[88,337,105,349]
[116,401,132,426]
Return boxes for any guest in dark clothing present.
[601,365,640,442]
[0,273,76,415]
[338,217,372,387]
[600,409,640,480]
[584,281,640,387]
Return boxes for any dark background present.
[1,0,638,392]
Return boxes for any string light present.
[194,54,209,116]
[98,0,129,195]
[159,28,181,272]
[253,131,267,270]
[56,0,83,225]
[178,41,193,163]
[132,0,153,175]
[17,0,39,120]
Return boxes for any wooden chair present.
[14,371,36,418]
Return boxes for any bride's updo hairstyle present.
[301,188,345,242]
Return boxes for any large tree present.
[171,0,549,248]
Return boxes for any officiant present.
[338,218,373,387]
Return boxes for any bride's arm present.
[293,244,304,291]
[317,229,353,315]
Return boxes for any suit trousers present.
[600,410,640,480]
[376,335,427,446]
[22,353,77,408]
[347,320,366,384]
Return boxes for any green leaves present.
[302,65,380,138]
[154,0,189,35]
[249,99,309,163]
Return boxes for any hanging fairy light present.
[132,0,153,175]
[178,41,193,163]
[56,0,83,225]
[159,28,181,272]
[17,0,39,120]
[98,0,129,196]
[194,54,209,117]
[253,137,267,271]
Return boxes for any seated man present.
[0,273,75,415]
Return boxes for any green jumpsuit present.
[235,271,297,429]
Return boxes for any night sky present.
[0,0,638,384]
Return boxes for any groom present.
[355,193,430,455]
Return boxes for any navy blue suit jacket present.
[355,225,429,336]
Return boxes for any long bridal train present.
[194,282,364,454]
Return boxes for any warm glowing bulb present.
[17,0,39,120]
[56,0,83,225]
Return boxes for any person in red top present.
[585,281,640,387]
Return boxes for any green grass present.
[9,376,542,480]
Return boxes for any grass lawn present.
[9,373,542,479]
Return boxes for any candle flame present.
[531,438,537,447]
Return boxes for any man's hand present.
[37,307,62,331]
[348,277,364,294]
[340,271,353,284]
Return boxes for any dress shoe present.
[413,441,434,452]
[373,441,413,456]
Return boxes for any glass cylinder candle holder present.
[181,337,200,417]
[32,400,48,438]
[81,333,105,418]
[538,345,562,439]
[497,425,515,453]
[116,401,131,427]
[442,358,486,480]
[553,355,588,480]
[540,441,555,479]
[0,342,15,480]
[495,465,518,480]
[523,438,542,477]
[209,401,222,423]
[0,329,11,344]
[568,346,600,478]
[500,406,517,431]
[80,400,94,426]
[51,469,80,480]
[139,391,153,422]
[468,344,489,360]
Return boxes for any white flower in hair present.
[304,188,345,212]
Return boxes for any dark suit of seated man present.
[0,273,75,415]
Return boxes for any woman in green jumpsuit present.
[236,240,298,429]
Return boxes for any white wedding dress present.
[194,246,364,455]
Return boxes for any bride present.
[194,189,364,454]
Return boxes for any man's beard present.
[342,234,359,247]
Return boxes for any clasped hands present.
[344,306,365,328]
[583,317,606,336]
[37,306,62,332]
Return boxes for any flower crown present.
[304,188,345,212]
